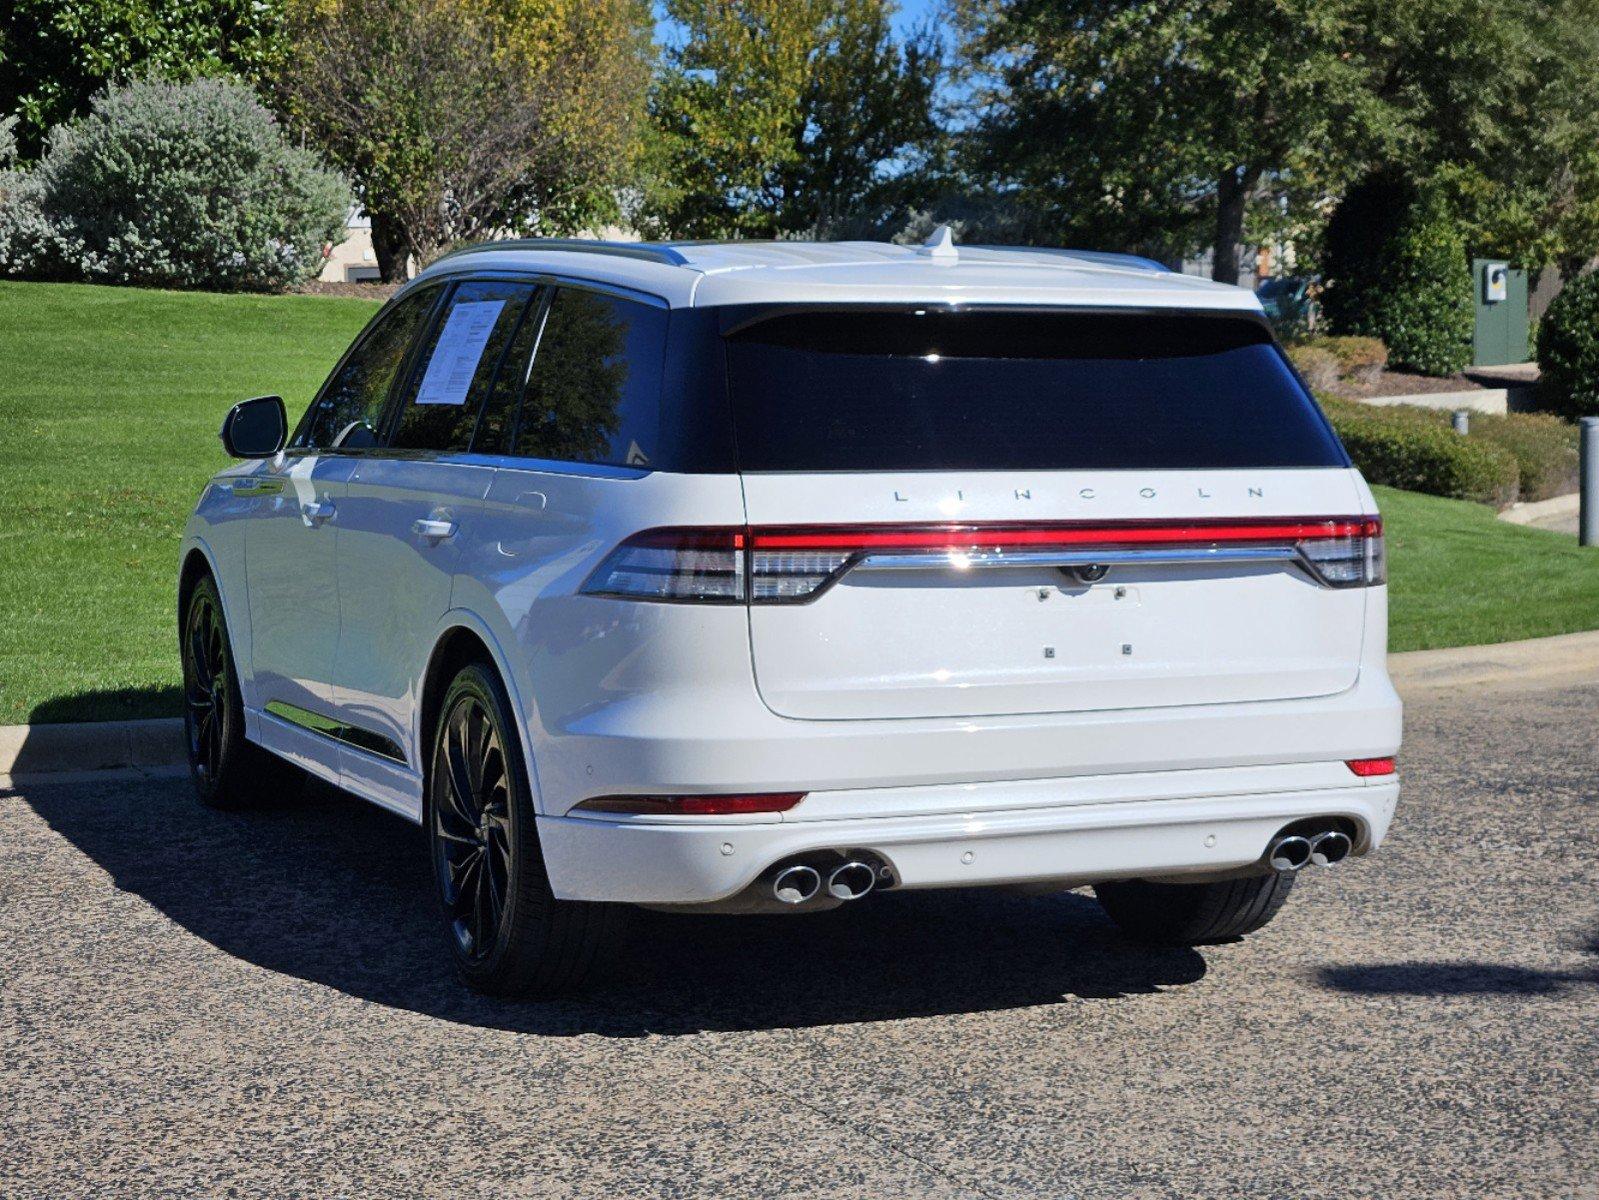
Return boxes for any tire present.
[181,574,302,809]
[427,660,620,997]
[1094,872,1297,946]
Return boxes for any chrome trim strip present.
[854,545,1302,571]
[264,700,406,764]
[225,477,285,497]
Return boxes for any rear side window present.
[513,288,667,468]
[389,279,539,452]
[722,309,1347,471]
[297,284,441,450]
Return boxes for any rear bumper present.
[538,766,1400,905]
[535,668,1403,817]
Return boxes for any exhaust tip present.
[1310,830,1352,866]
[827,861,876,901]
[772,864,821,905]
[1268,835,1313,872]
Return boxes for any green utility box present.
[1473,258,1529,366]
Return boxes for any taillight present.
[572,792,805,815]
[1298,517,1385,588]
[582,528,745,602]
[582,516,1388,603]
[1346,757,1397,777]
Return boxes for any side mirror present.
[221,395,287,458]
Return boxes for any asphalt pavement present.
[2,675,1596,1199]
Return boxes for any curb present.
[1388,628,1599,693]
[1356,388,1522,416]
[0,717,184,787]
[1498,493,1581,527]
[6,629,1599,785]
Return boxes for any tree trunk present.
[1211,168,1250,286]
[370,210,411,283]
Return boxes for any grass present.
[0,280,1594,723]
[1376,484,1599,651]
[0,281,378,724]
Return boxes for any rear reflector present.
[582,517,1386,603]
[572,792,806,816]
[1346,757,1397,777]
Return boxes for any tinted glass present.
[514,288,667,467]
[472,290,546,456]
[723,309,1347,471]
[297,285,440,450]
[390,280,538,452]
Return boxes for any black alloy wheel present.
[181,574,299,809]
[427,661,621,996]
[432,691,513,961]
[182,586,229,784]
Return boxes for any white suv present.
[181,235,1401,996]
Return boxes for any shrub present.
[1470,411,1580,501]
[1320,336,1388,385]
[1320,399,1520,507]
[1535,271,1599,420]
[1287,335,1389,392]
[1286,343,1340,391]
[1323,172,1473,377]
[0,77,349,292]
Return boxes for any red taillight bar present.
[748,517,1380,551]
[572,792,806,816]
[1346,757,1397,777]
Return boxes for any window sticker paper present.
[415,300,506,406]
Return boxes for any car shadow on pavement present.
[1318,934,1599,997]
[25,777,1209,1036]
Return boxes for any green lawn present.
[0,281,1594,724]
[0,281,378,723]
[1377,484,1598,651]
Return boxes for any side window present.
[514,288,667,467]
[389,279,539,453]
[472,289,547,456]
[296,285,440,450]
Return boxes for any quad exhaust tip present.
[1310,830,1352,866]
[827,861,877,901]
[772,864,821,905]
[1267,828,1354,872]
[1268,835,1314,872]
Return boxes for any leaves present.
[641,0,939,238]
[277,0,651,272]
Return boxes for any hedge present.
[1320,399,1520,507]
[1535,271,1599,420]
[1468,412,1581,501]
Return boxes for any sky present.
[655,1,953,50]
[892,0,947,38]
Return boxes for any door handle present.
[301,499,336,526]
[412,517,458,542]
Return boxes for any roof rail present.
[969,245,1172,273]
[430,238,691,267]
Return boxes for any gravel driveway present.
[2,677,1595,1199]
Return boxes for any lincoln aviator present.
[180,234,1401,996]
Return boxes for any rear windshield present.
[721,309,1347,472]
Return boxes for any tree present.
[1323,171,1476,376]
[642,0,939,239]
[278,0,651,280]
[0,0,288,157]
[1358,0,1599,275]
[952,0,1396,281]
